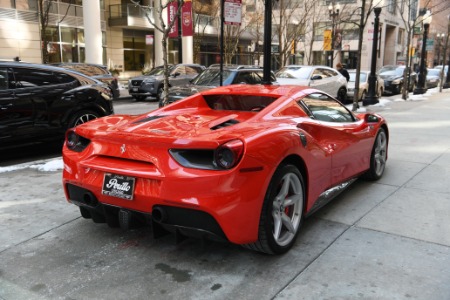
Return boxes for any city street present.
[1,89,449,299]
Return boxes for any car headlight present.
[170,139,244,170]
[66,130,91,152]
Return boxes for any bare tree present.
[38,0,55,63]
[192,1,220,64]
[131,0,184,106]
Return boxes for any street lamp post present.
[363,7,382,106]
[414,11,432,95]
[328,3,340,68]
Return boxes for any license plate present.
[132,87,138,92]
[102,173,135,200]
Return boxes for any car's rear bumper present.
[62,148,269,245]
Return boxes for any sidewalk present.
[0,88,449,299]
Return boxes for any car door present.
[0,67,40,143]
[0,67,26,143]
[12,67,68,137]
[299,92,375,184]
[309,68,335,95]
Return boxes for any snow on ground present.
[0,158,63,174]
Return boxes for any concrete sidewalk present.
[0,90,449,299]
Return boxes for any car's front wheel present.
[244,164,304,254]
[69,110,99,128]
[337,87,347,102]
[362,128,388,180]
[133,95,146,101]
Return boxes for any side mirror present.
[365,114,380,123]
[311,75,323,80]
[171,72,181,77]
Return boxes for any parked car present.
[163,64,277,107]
[347,70,384,101]
[62,84,388,255]
[379,65,417,94]
[426,68,441,89]
[0,62,114,150]
[275,65,348,101]
[51,63,120,99]
[128,64,206,101]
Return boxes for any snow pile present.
[0,158,63,174]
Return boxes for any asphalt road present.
[1,90,449,299]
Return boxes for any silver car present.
[275,65,348,101]
[347,70,384,101]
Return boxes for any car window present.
[12,68,60,88]
[54,71,81,86]
[186,66,201,75]
[323,69,338,77]
[314,68,330,78]
[192,69,230,86]
[0,68,8,90]
[172,66,185,75]
[299,93,356,123]
[203,94,277,111]
[234,71,254,84]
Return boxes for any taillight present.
[66,130,90,152]
[214,140,244,169]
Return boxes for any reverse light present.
[66,130,91,152]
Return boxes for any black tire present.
[243,164,305,254]
[69,110,99,128]
[337,87,347,102]
[362,128,388,181]
[133,95,146,101]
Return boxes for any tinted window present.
[54,71,80,86]
[300,93,355,123]
[13,68,60,87]
[0,68,8,90]
[204,94,276,111]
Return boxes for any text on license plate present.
[102,173,135,200]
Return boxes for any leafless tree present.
[131,0,184,106]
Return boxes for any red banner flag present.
[182,0,193,37]
[168,1,178,38]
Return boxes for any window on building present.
[313,22,328,41]
[123,29,152,71]
[387,0,396,14]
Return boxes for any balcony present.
[108,4,154,29]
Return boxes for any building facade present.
[1,0,448,81]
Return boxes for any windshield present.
[192,69,232,86]
[379,66,404,76]
[144,66,174,76]
[276,66,313,79]
[349,72,367,82]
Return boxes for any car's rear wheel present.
[69,110,99,128]
[362,128,388,180]
[244,164,304,254]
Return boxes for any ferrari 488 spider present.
[62,84,388,254]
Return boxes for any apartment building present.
[1,0,437,81]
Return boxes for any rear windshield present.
[203,94,277,111]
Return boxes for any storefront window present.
[123,29,153,71]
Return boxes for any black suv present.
[0,62,114,150]
[163,65,277,107]
[128,63,205,101]
[379,65,417,94]
[52,63,120,99]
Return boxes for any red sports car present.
[62,84,388,254]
